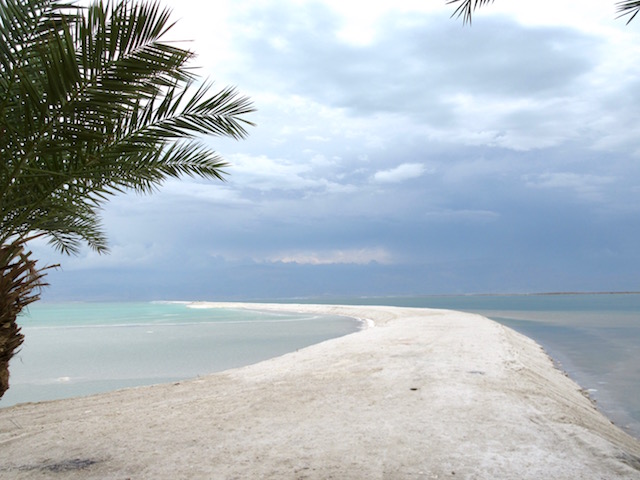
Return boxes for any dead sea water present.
[0,302,361,408]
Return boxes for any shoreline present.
[1,303,639,479]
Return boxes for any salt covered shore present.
[1,303,639,479]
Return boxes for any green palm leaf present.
[449,0,640,24]
[616,1,640,23]
[447,0,494,24]
[0,0,255,253]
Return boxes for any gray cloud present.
[229,5,600,137]
[31,1,640,300]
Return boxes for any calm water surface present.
[0,302,360,408]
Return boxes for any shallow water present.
[0,302,361,407]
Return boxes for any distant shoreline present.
[340,290,640,300]
[432,291,640,297]
[276,291,640,302]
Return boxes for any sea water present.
[294,293,640,439]
[0,302,361,408]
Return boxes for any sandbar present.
[1,303,639,479]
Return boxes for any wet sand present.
[1,303,639,479]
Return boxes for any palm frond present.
[616,0,640,23]
[447,0,640,25]
[0,0,255,254]
[447,0,495,25]
[149,84,255,140]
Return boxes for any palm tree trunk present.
[0,240,49,399]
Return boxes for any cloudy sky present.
[34,0,640,300]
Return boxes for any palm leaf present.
[616,1,640,23]
[449,0,640,25]
[447,0,495,24]
[0,0,255,253]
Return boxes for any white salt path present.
[1,303,639,479]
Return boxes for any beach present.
[1,303,639,479]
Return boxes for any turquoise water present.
[292,293,640,439]
[0,302,361,408]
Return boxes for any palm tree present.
[448,0,640,24]
[0,0,254,399]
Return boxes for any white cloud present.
[267,247,393,265]
[523,172,616,201]
[53,242,169,271]
[160,180,252,206]
[373,163,427,183]
[225,153,360,198]
[227,153,313,191]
